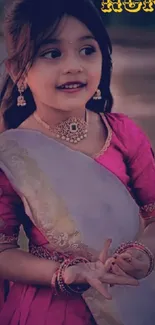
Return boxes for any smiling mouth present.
[56,82,87,90]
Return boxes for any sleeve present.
[0,169,23,248]
[0,169,25,309]
[121,115,155,220]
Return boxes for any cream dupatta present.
[0,129,154,325]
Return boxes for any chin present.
[61,99,88,109]
[62,105,86,112]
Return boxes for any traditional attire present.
[0,113,155,325]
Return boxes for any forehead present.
[53,15,93,41]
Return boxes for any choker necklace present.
[33,111,88,144]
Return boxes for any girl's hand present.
[63,240,139,300]
[113,248,150,279]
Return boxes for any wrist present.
[115,241,154,277]
[51,257,90,295]
[64,263,88,284]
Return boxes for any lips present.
[56,81,87,90]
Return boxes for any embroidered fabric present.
[0,233,18,245]
[29,243,73,262]
[140,202,155,219]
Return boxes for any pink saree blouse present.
[96,113,155,216]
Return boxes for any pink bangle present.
[115,241,154,277]
[51,257,90,295]
[62,257,90,294]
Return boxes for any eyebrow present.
[41,35,96,46]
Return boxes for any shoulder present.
[105,112,152,159]
[105,112,148,140]
[105,112,140,131]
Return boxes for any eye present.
[80,46,96,56]
[42,49,62,59]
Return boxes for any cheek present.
[89,63,102,78]
[27,63,55,94]
[88,56,102,81]
[88,65,102,91]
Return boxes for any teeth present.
[60,83,83,89]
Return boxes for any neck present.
[34,105,86,127]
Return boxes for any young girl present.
[0,0,155,324]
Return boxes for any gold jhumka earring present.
[17,83,26,106]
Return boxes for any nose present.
[63,56,83,74]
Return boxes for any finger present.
[88,277,112,300]
[111,264,129,277]
[103,273,139,286]
[109,264,129,288]
[114,252,132,262]
[99,239,112,263]
[115,256,146,272]
[115,256,134,272]
[104,257,116,272]
[114,256,148,279]
[125,256,147,270]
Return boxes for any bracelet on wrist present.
[51,257,90,295]
[115,241,154,277]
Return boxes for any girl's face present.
[26,16,102,113]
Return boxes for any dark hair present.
[0,0,113,129]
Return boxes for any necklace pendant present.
[70,122,78,133]
[33,112,88,145]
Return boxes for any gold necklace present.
[33,111,88,144]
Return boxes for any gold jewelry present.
[33,111,88,144]
[93,88,102,100]
[17,83,26,107]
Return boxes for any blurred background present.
[0,0,154,248]
[95,0,155,149]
